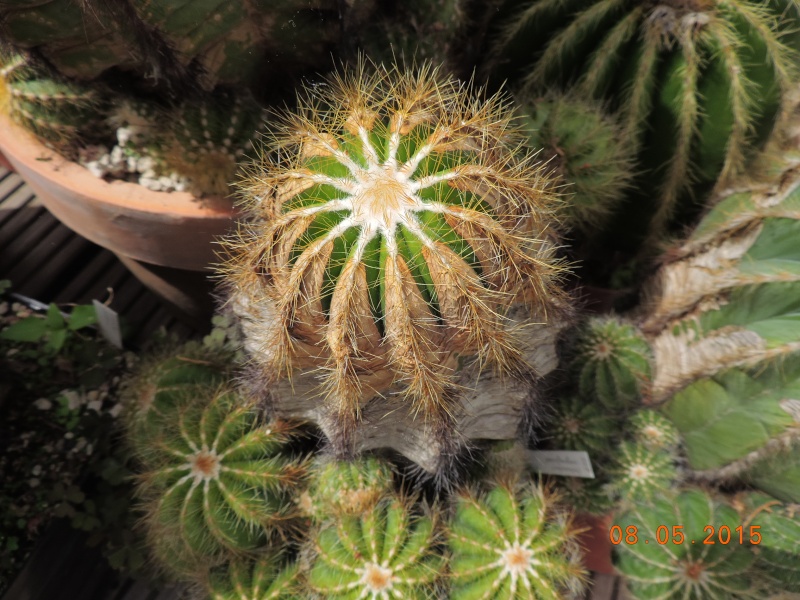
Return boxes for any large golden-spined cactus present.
[222,62,569,473]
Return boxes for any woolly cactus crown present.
[223,61,568,435]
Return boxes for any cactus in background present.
[164,88,265,196]
[640,159,800,500]
[206,553,300,600]
[606,441,676,503]
[486,0,800,248]
[222,60,570,471]
[448,480,586,599]
[572,316,651,410]
[0,1,137,80]
[735,492,800,592]
[0,51,105,149]
[517,93,635,235]
[614,489,759,599]
[299,456,395,522]
[629,410,679,452]
[138,386,305,566]
[122,352,230,466]
[307,496,444,598]
[352,0,466,72]
[547,395,617,456]
[553,475,614,517]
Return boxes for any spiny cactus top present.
[307,496,445,599]
[206,554,300,600]
[488,0,800,244]
[572,317,652,410]
[140,386,305,562]
[224,62,566,430]
[614,489,758,599]
[300,456,395,521]
[448,480,586,599]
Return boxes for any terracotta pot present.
[0,113,237,318]
[576,512,616,575]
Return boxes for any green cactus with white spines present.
[139,385,305,566]
[486,0,800,250]
[307,495,445,599]
[517,93,635,235]
[614,489,759,599]
[547,395,617,456]
[164,88,265,196]
[448,480,587,600]
[300,456,395,522]
[630,410,679,452]
[0,51,104,149]
[572,316,652,410]
[607,441,677,503]
[122,352,230,466]
[205,553,301,600]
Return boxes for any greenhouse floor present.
[0,164,631,599]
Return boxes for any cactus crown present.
[308,495,445,599]
[224,60,567,431]
[448,480,587,599]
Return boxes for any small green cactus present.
[572,316,652,410]
[607,441,676,503]
[547,395,617,456]
[164,88,265,196]
[299,456,395,522]
[206,553,300,600]
[630,410,679,452]
[139,386,305,565]
[122,352,229,465]
[613,489,759,599]
[487,0,800,247]
[0,51,104,149]
[307,496,445,599]
[517,93,634,235]
[448,480,587,599]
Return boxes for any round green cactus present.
[517,93,634,235]
[122,352,230,465]
[553,475,614,516]
[448,480,587,599]
[572,316,652,410]
[547,395,617,456]
[307,496,445,599]
[223,61,567,432]
[139,386,305,565]
[630,410,679,452]
[299,456,395,522]
[487,0,800,247]
[607,441,676,503]
[0,51,104,149]
[206,553,300,600]
[164,88,265,196]
[613,489,759,599]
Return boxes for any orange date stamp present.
[609,525,762,546]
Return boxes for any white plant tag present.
[92,300,122,349]
[526,450,595,478]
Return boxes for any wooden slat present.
[53,249,118,304]
[0,184,36,228]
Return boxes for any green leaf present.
[68,304,97,330]
[44,328,68,354]
[44,303,65,330]
[0,317,47,342]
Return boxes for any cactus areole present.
[224,62,566,454]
